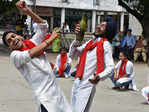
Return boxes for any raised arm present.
[16,0,45,24]
[11,30,59,68]
[29,30,58,58]
[69,24,88,60]
[16,0,49,44]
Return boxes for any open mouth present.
[14,39,19,46]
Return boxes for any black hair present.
[60,47,67,52]
[126,29,132,33]
[2,31,16,47]
[120,50,128,58]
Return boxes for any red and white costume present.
[10,22,72,112]
[69,37,114,112]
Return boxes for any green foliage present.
[0,0,18,15]
[122,0,149,17]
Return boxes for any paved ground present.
[0,47,149,112]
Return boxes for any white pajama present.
[69,37,114,112]
[10,22,72,112]
[141,86,149,104]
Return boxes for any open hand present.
[89,73,100,84]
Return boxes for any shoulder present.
[10,50,21,58]
[127,60,133,66]
[103,40,112,51]
[57,54,60,58]
[116,60,122,66]
[10,50,30,60]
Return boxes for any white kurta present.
[69,37,114,112]
[55,53,72,70]
[10,22,72,112]
[115,60,138,91]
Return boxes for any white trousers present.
[141,86,149,104]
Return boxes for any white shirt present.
[70,37,115,112]
[115,60,134,78]
[10,22,71,112]
[69,37,114,80]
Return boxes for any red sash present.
[58,53,68,77]
[118,59,128,79]
[19,34,51,56]
[75,38,107,80]
[50,62,55,70]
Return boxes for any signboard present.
[33,6,53,17]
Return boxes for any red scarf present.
[118,59,128,79]
[58,53,68,77]
[19,34,51,56]
[75,38,107,80]
[50,62,55,70]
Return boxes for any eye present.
[12,34,16,38]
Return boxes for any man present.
[134,35,147,62]
[2,1,72,112]
[54,47,72,78]
[121,29,136,60]
[110,51,138,91]
[69,16,116,112]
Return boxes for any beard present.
[93,32,106,38]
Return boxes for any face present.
[5,33,24,50]
[61,49,67,55]
[127,31,131,36]
[119,52,126,61]
[119,31,124,37]
[94,22,107,37]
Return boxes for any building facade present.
[25,0,142,35]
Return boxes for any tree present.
[0,0,18,15]
[118,0,149,38]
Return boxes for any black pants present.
[41,104,48,112]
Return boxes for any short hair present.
[60,47,67,52]
[120,50,128,58]
[127,29,132,33]
[2,31,16,47]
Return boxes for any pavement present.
[0,46,149,112]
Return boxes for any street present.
[0,49,149,112]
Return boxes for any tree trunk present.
[142,19,149,65]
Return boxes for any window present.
[93,0,100,6]
[62,0,68,3]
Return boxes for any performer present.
[54,47,72,78]
[69,16,116,112]
[2,1,72,112]
[110,51,138,91]
[142,86,149,104]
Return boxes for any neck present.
[20,42,27,49]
